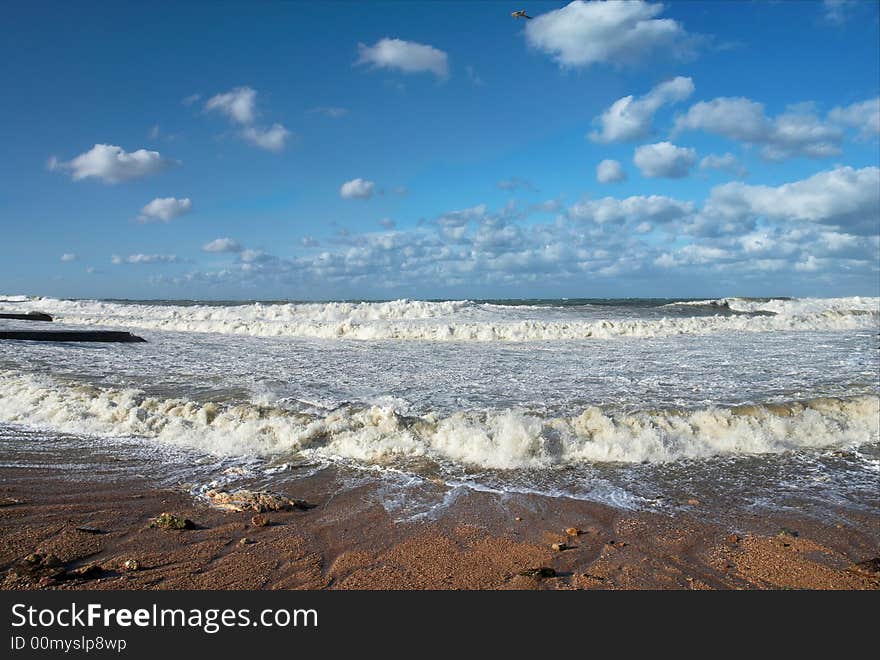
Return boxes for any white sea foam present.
[1,371,875,469]
[3,296,877,341]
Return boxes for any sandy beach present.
[2,463,878,591]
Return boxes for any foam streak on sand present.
[3,295,878,341]
[0,371,876,469]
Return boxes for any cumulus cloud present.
[138,197,193,223]
[49,144,174,183]
[699,153,748,178]
[202,238,243,253]
[702,166,880,235]
[340,178,376,199]
[241,124,291,152]
[111,254,178,265]
[569,194,694,226]
[60,253,77,262]
[633,141,697,178]
[205,87,257,124]
[590,76,694,143]
[356,38,449,79]
[828,98,880,139]
[525,1,693,68]
[204,87,292,151]
[596,159,627,183]
[673,96,852,160]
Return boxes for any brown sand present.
[1,467,877,591]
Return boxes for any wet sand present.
[1,465,878,590]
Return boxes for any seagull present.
[511,10,533,19]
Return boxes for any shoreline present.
[2,466,877,590]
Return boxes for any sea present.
[1,294,878,522]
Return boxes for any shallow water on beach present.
[1,294,878,518]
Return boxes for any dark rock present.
[518,567,556,578]
[75,526,105,535]
[0,330,146,343]
[0,312,53,321]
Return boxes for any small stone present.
[150,512,194,530]
[726,534,742,544]
[514,517,522,522]
[239,537,253,546]
[565,527,581,536]
[205,489,310,513]
[122,559,140,572]
[518,567,556,578]
[0,497,22,507]
[551,542,568,552]
[686,498,700,506]
[24,553,44,565]
[251,514,270,527]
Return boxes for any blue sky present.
[1,0,878,300]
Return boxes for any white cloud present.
[138,197,193,223]
[202,238,243,253]
[60,253,77,262]
[590,76,694,143]
[596,159,627,183]
[378,218,396,229]
[204,87,292,151]
[340,178,376,199]
[242,124,291,152]
[633,141,697,178]
[356,38,449,79]
[111,254,178,265]
[828,98,880,139]
[182,93,201,106]
[525,1,693,68]
[50,144,174,183]
[674,97,846,160]
[702,165,880,234]
[205,87,257,124]
[699,153,748,178]
[569,194,694,225]
[301,236,320,248]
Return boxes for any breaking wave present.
[3,296,877,342]
[1,371,876,469]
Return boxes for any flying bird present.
[511,10,533,19]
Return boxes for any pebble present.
[251,514,270,527]
[551,542,568,552]
[565,527,581,536]
[123,559,140,571]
